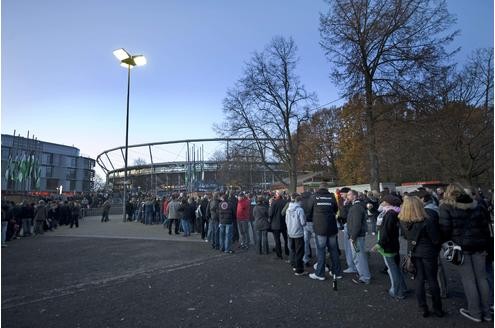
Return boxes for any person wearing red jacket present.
[236,192,251,249]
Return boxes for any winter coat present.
[310,188,338,236]
[218,200,235,225]
[300,191,313,222]
[207,199,220,223]
[269,197,287,231]
[34,204,48,222]
[347,201,367,240]
[183,203,196,221]
[236,198,251,221]
[377,208,401,254]
[285,202,306,238]
[167,200,181,220]
[401,216,441,259]
[439,194,491,253]
[253,204,270,231]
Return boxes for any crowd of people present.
[1,199,85,244]
[3,183,493,323]
[145,183,493,323]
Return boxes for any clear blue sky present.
[2,0,493,176]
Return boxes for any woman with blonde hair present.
[399,196,443,318]
[439,183,491,323]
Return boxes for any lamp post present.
[113,48,146,222]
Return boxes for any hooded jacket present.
[253,204,270,231]
[236,197,251,221]
[310,188,338,236]
[439,194,490,253]
[377,207,401,254]
[347,200,367,240]
[285,202,306,238]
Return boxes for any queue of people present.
[171,182,493,323]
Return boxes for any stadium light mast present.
[113,48,146,222]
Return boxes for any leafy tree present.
[320,0,457,190]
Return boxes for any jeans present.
[303,222,314,264]
[33,220,44,235]
[70,216,79,228]
[219,224,233,252]
[457,252,490,319]
[238,220,250,247]
[315,234,341,277]
[101,211,109,222]
[249,220,257,246]
[255,230,269,254]
[350,236,371,282]
[181,218,191,236]
[168,219,179,234]
[208,222,219,249]
[2,221,7,244]
[343,224,357,271]
[201,219,208,240]
[22,218,32,236]
[383,255,407,298]
[437,256,448,298]
[289,237,305,273]
[369,215,377,234]
[272,230,290,258]
[414,256,442,312]
[145,212,153,225]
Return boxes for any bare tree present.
[133,158,147,166]
[217,36,317,192]
[320,0,457,190]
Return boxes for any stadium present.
[96,138,291,194]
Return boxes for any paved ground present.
[1,215,487,327]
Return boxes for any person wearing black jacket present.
[371,194,406,299]
[400,195,444,318]
[308,183,340,281]
[218,193,236,253]
[347,190,371,284]
[439,183,491,323]
[200,195,209,241]
[269,191,289,259]
[20,202,32,237]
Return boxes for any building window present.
[66,168,76,180]
[70,180,77,191]
[41,153,53,165]
[45,166,53,177]
[2,148,10,160]
[46,178,59,191]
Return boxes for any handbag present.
[401,253,416,274]
[442,241,464,265]
[401,221,425,274]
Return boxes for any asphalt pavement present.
[1,215,487,328]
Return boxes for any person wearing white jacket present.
[286,193,307,276]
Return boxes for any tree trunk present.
[288,167,298,193]
[365,81,380,191]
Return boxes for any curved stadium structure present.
[96,138,287,193]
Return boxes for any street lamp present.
[113,48,146,222]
